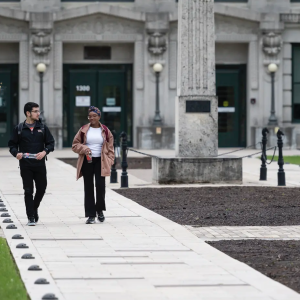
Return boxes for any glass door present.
[97,70,126,141]
[64,65,132,147]
[0,70,11,147]
[217,66,246,147]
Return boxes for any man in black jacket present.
[8,102,55,226]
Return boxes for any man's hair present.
[24,102,39,116]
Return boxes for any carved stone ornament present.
[32,31,52,55]
[262,32,282,56]
[148,32,167,56]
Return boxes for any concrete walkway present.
[1,150,300,299]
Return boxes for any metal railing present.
[111,128,286,188]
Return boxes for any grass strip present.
[0,237,29,300]
[266,155,300,165]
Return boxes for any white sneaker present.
[27,217,36,226]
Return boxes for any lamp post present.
[36,63,47,123]
[268,63,278,126]
[152,63,163,126]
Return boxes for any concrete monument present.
[176,0,218,157]
[152,0,242,184]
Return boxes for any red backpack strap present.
[102,125,109,143]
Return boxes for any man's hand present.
[85,148,92,155]
[36,151,47,160]
[16,153,23,160]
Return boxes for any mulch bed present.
[207,240,300,294]
[59,157,151,169]
[114,186,300,226]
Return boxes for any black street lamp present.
[152,63,163,126]
[36,63,47,123]
[268,63,278,126]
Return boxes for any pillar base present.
[152,157,242,184]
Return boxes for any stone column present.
[134,39,145,147]
[19,40,30,122]
[175,0,218,157]
[53,40,63,149]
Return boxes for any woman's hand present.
[84,148,91,155]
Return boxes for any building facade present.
[0,0,300,149]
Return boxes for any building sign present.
[76,85,90,92]
[218,107,235,113]
[76,96,91,107]
[102,106,121,112]
[106,98,116,106]
[186,100,211,113]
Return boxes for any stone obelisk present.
[152,0,242,185]
[175,0,218,157]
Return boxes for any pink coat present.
[72,123,115,180]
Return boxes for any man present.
[8,102,55,226]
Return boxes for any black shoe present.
[27,217,36,226]
[97,211,105,223]
[34,210,39,224]
[86,217,95,224]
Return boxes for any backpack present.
[80,124,109,144]
[18,122,45,141]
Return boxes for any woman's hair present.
[88,106,101,117]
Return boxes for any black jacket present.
[8,121,55,168]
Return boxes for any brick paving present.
[185,225,300,241]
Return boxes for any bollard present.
[120,131,128,188]
[42,293,58,300]
[16,243,29,249]
[277,129,286,186]
[110,130,118,184]
[12,234,24,239]
[21,253,35,259]
[28,265,42,271]
[260,128,269,180]
[35,278,49,285]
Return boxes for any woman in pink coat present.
[72,106,114,224]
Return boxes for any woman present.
[72,106,114,224]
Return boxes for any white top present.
[86,127,104,157]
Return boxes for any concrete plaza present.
[1,148,300,300]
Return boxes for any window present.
[292,45,300,122]
[84,46,111,60]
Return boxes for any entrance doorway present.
[0,64,18,147]
[63,64,133,147]
[216,65,246,147]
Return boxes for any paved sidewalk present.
[186,226,300,241]
[1,155,300,299]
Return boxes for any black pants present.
[81,157,106,217]
[20,165,47,218]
